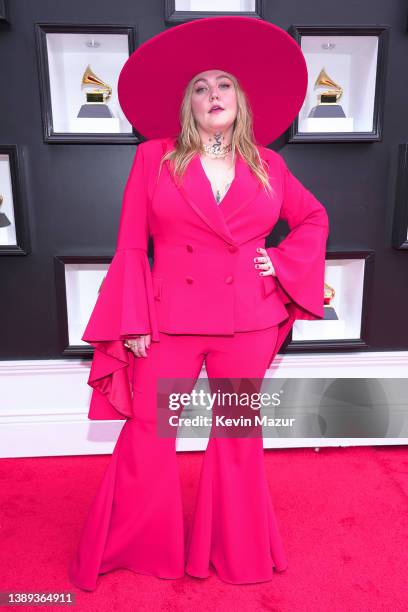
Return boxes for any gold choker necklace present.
[200,142,232,159]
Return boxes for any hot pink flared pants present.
[68,327,288,590]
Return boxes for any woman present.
[68,17,329,590]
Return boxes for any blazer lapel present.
[220,154,263,222]
[162,137,264,246]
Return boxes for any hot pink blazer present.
[83,136,329,420]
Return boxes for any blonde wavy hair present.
[157,70,274,197]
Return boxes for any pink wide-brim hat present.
[118,16,308,146]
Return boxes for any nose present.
[210,86,219,100]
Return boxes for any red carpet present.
[0,445,407,611]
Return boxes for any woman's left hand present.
[254,247,276,276]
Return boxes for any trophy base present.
[308,104,346,119]
[323,306,339,320]
[0,213,11,227]
[77,103,114,119]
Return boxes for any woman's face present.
[190,69,238,138]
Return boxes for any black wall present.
[0,0,407,359]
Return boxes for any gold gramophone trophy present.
[0,194,11,228]
[77,65,114,119]
[308,67,346,119]
[323,281,338,320]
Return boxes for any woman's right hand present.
[124,334,151,358]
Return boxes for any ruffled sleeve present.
[82,143,160,421]
[266,155,330,358]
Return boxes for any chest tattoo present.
[215,180,233,204]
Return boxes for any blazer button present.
[186,244,194,252]
[228,245,238,253]
[186,276,194,284]
[225,275,234,284]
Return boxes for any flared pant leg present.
[69,333,206,591]
[185,326,288,583]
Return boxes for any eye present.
[220,83,231,88]
[195,86,206,93]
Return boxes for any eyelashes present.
[195,83,231,94]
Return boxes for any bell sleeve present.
[82,143,159,421]
[266,155,330,357]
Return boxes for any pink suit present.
[68,136,329,589]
